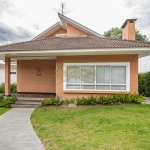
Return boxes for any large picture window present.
[64,63,130,91]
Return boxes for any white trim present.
[63,62,130,92]
[1,47,150,55]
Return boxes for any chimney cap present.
[121,19,137,28]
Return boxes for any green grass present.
[31,105,150,150]
[0,108,10,115]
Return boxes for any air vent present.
[55,34,67,37]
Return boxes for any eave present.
[0,48,150,60]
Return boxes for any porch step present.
[17,97,44,101]
[11,96,45,108]
[15,100,42,105]
[11,104,41,108]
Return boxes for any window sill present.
[63,90,130,94]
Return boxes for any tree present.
[104,28,148,41]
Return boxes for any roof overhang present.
[0,48,150,60]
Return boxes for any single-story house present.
[0,13,150,98]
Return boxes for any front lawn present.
[0,108,10,115]
[31,105,150,150]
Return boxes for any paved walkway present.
[0,108,45,150]
[142,97,150,104]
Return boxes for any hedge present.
[42,93,144,106]
[139,71,150,97]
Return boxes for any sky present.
[0,0,150,45]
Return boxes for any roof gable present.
[67,23,89,36]
[32,22,66,40]
[58,13,103,37]
[32,14,103,40]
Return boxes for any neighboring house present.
[0,13,150,97]
[0,60,16,84]
[139,56,150,73]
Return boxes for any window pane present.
[67,66,80,83]
[111,66,126,84]
[81,66,95,83]
[96,85,110,90]
[67,85,80,89]
[111,85,126,90]
[96,66,110,84]
[81,85,95,89]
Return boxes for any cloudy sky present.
[0,0,150,45]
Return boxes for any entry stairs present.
[11,97,43,108]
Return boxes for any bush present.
[11,83,17,93]
[66,98,76,104]
[0,95,16,108]
[0,83,17,94]
[139,72,150,97]
[0,83,5,93]
[76,93,144,105]
[76,97,88,105]
[42,96,63,106]
[42,93,144,106]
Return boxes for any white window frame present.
[63,62,130,92]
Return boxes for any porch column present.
[5,57,11,96]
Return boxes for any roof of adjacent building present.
[0,36,150,52]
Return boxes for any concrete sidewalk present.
[142,97,150,104]
[0,108,45,150]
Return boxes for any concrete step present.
[17,97,44,101]
[11,104,41,108]
[15,100,42,105]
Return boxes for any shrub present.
[0,83,17,94]
[76,93,144,105]
[0,95,16,108]
[0,83,5,93]
[130,93,145,104]
[11,83,17,93]
[87,95,97,105]
[66,98,76,104]
[42,96,63,106]
[76,97,88,105]
[42,93,145,106]
[139,72,150,97]
[0,94,4,102]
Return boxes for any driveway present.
[0,108,45,150]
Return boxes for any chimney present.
[121,19,137,40]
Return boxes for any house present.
[139,56,150,73]
[0,13,150,98]
[0,60,16,84]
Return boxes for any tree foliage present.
[104,28,148,41]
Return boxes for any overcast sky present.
[0,0,150,45]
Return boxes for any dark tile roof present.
[0,36,150,52]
